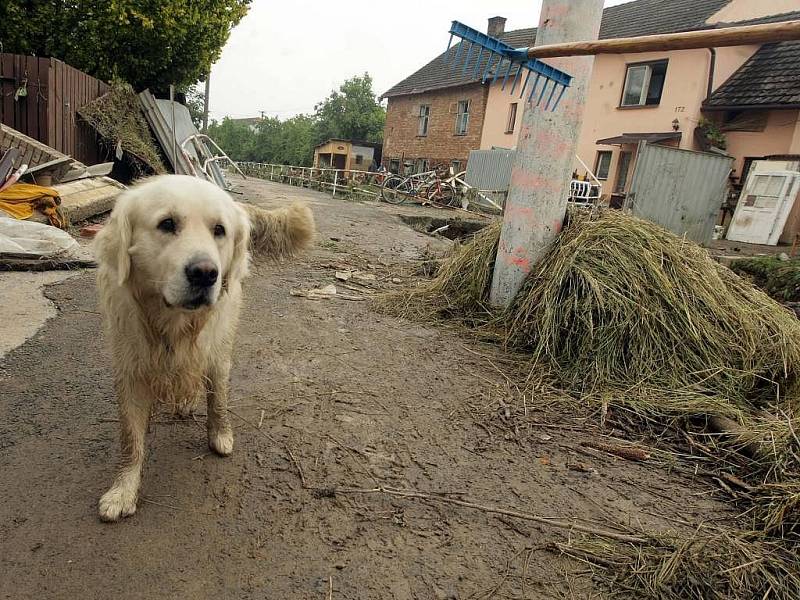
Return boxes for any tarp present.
[0,217,79,259]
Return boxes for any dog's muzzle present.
[180,258,219,310]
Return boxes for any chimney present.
[488,16,506,38]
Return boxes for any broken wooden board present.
[54,176,125,223]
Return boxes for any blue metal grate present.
[445,21,573,111]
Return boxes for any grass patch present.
[731,256,800,302]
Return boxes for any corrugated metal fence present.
[0,54,109,164]
[465,148,515,207]
[627,143,733,245]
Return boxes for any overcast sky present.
[208,0,634,121]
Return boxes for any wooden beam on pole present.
[528,19,800,58]
[489,0,604,308]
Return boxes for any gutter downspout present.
[707,48,717,99]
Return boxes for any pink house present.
[383,0,800,203]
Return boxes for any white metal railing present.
[572,154,604,206]
[236,162,500,213]
[237,162,387,199]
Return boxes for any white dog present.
[94,175,314,522]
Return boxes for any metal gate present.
[627,143,733,245]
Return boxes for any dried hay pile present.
[388,209,800,413]
[79,81,166,176]
[505,210,800,414]
[385,220,501,324]
[379,208,800,598]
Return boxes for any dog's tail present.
[240,202,315,259]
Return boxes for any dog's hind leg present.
[206,359,234,456]
[98,384,152,522]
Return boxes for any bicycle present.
[381,170,436,205]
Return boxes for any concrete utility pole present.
[489,0,604,307]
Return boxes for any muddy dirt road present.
[0,178,724,599]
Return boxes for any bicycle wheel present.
[382,176,410,204]
[427,182,457,207]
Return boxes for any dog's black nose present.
[185,260,218,288]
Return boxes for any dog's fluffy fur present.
[94,175,313,522]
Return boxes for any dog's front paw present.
[209,427,234,456]
[98,485,138,522]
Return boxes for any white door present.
[726,171,800,245]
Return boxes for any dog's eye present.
[157,218,177,234]
[214,224,226,238]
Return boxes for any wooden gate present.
[0,54,109,165]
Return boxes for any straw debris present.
[79,81,166,176]
[378,207,800,592]
[556,527,800,600]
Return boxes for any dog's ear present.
[240,202,315,259]
[94,192,133,286]
[228,202,252,284]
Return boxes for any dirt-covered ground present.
[0,177,727,599]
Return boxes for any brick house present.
[381,17,510,174]
[381,0,800,192]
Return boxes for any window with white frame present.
[595,151,612,180]
[506,103,518,134]
[415,158,429,174]
[621,60,668,107]
[418,104,431,136]
[451,160,463,173]
[455,100,470,135]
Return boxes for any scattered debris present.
[0,183,66,228]
[79,82,166,176]
[138,90,243,189]
[0,216,94,270]
[290,284,366,302]
[80,224,104,238]
[581,440,651,462]
[50,177,125,224]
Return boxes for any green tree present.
[0,1,250,91]
[182,84,206,129]
[207,74,385,167]
[313,74,386,144]
[207,117,254,161]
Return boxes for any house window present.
[455,100,470,135]
[415,158,429,173]
[621,60,668,107]
[506,103,518,134]
[614,151,633,193]
[595,151,612,180]
[418,104,431,136]
[355,154,363,166]
[451,160,463,173]
[389,159,400,174]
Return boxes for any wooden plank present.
[38,57,50,145]
[528,19,800,58]
[13,55,24,132]
[46,59,55,148]
[54,60,62,153]
[25,56,38,140]
[3,54,18,128]
[65,62,73,156]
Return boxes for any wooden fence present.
[0,54,109,164]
